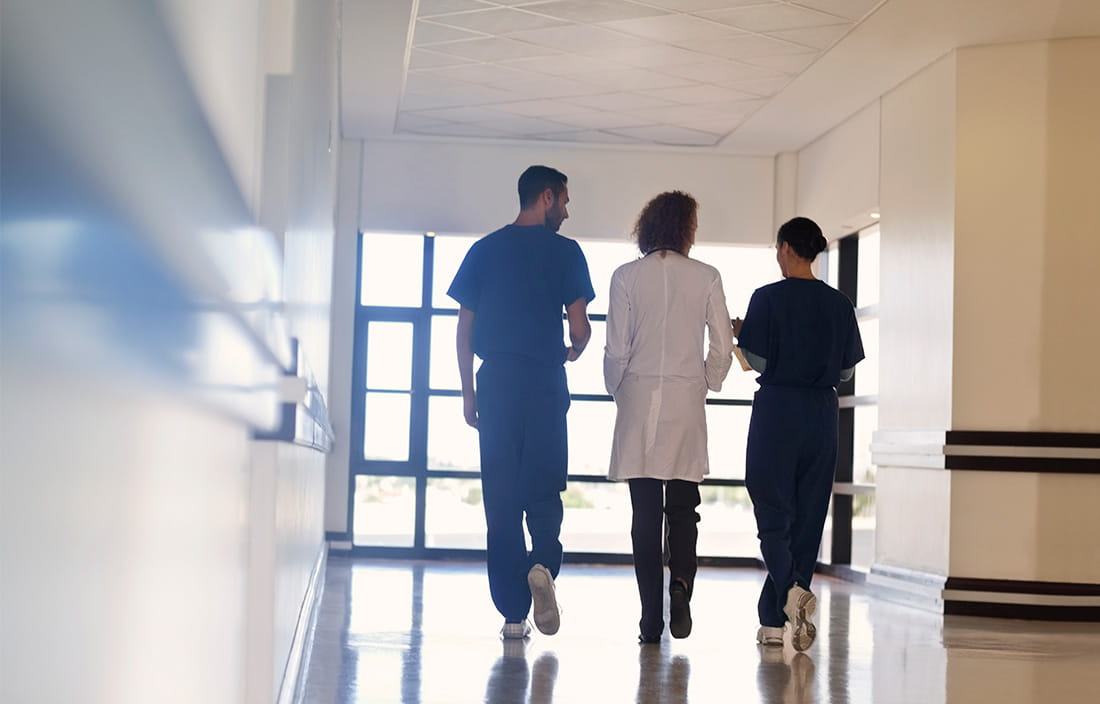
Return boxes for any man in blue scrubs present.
[734,216,864,652]
[448,165,594,640]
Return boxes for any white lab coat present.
[603,251,735,482]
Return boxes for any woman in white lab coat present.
[604,191,735,643]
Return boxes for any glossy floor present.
[302,558,1100,703]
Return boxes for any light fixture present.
[425,231,436,238]
[870,211,880,219]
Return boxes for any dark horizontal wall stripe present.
[944,601,1100,622]
[946,431,1100,448]
[945,455,1100,473]
[945,577,1100,597]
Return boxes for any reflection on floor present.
[302,557,1100,704]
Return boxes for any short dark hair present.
[633,191,698,255]
[777,216,827,261]
[518,165,567,209]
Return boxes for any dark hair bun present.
[777,216,826,261]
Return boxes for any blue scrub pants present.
[745,385,838,628]
[476,358,570,622]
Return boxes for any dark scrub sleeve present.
[737,288,771,360]
[561,240,596,306]
[446,244,481,311]
[841,306,865,370]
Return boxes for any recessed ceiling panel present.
[389,0,885,146]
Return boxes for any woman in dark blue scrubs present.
[734,217,864,652]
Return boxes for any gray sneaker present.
[527,564,560,635]
[501,620,531,640]
[783,585,817,651]
[756,625,784,647]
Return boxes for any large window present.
[819,224,880,572]
[346,231,778,563]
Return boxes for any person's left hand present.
[566,345,581,362]
[731,317,743,338]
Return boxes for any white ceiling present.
[342,0,1100,154]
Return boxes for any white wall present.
[158,0,267,216]
[2,371,253,704]
[797,100,882,240]
[878,53,957,433]
[953,38,1100,432]
[945,38,1100,583]
[358,140,775,245]
[0,1,339,701]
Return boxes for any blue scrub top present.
[738,278,864,390]
[447,224,595,368]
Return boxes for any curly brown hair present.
[633,191,698,255]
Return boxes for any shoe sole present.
[786,591,817,651]
[669,589,692,639]
[528,567,560,635]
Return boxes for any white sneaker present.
[501,620,531,640]
[756,625,784,647]
[783,585,817,651]
[527,564,560,635]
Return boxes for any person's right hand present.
[566,345,581,362]
[463,392,478,429]
[731,317,743,338]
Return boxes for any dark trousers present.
[628,478,701,637]
[745,386,838,627]
[477,359,570,622]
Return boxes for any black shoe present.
[638,633,662,644]
[669,582,692,639]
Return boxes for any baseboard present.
[867,564,948,612]
[280,546,328,704]
[868,563,1100,620]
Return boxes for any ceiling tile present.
[717,74,791,96]
[654,60,779,84]
[413,105,519,123]
[432,7,570,34]
[399,92,465,111]
[601,14,747,42]
[562,92,678,111]
[412,20,487,45]
[632,103,733,123]
[408,48,479,69]
[701,3,846,32]
[767,22,852,49]
[679,33,815,59]
[640,0,776,10]
[791,0,883,22]
[428,37,562,61]
[591,43,712,67]
[547,109,660,129]
[481,74,607,98]
[522,0,671,23]
[501,54,634,76]
[470,115,577,134]
[426,63,540,85]
[492,99,604,117]
[533,130,645,144]
[606,124,721,145]
[417,0,494,17]
[737,51,818,73]
[506,24,654,52]
[699,97,767,116]
[575,67,698,91]
[642,83,760,104]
